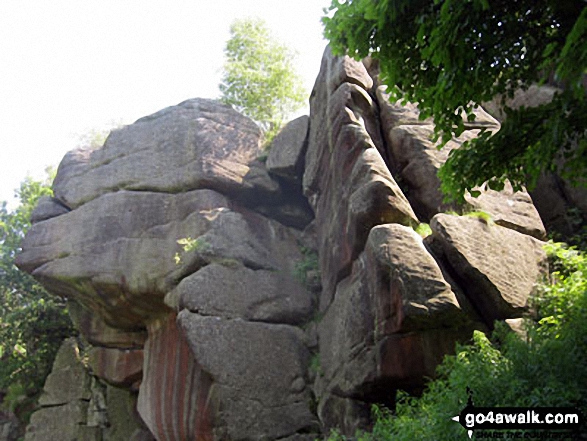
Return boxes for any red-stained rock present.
[376,329,465,387]
[137,314,214,441]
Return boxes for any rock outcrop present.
[17,49,559,439]
[23,338,151,441]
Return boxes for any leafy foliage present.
[323,0,587,201]
[0,172,74,398]
[327,240,587,439]
[173,236,211,264]
[414,222,432,238]
[293,246,320,287]
[219,18,307,142]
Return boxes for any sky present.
[0,0,331,208]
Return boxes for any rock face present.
[24,338,149,441]
[18,98,318,440]
[429,214,547,324]
[17,51,569,439]
[304,47,418,310]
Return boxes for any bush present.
[0,174,74,413]
[331,240,587,440]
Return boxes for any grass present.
[294,246,320,287]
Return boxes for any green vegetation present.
[326,240,587,439]
[323,1,587,202]
[0,172,74,417]
[293,246,320,287]
[414,223,432,238]
[219,18,307,144]
[309,353,323,377]
[444,208,495,225]
[463,210,494,225]
[174,236,211,264]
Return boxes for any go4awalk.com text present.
[452,405,582,439]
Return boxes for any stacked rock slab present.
[17,99,319,440]
[17,50,554,439]
[303,48,548,434]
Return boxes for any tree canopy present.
[219,18,307,142]
[0,172,73,398]
[323,0,587,201]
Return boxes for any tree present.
[0,171,74,400]
[219,18,307,142]
[323,0,587,201]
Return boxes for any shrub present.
[0,173,75,419]
[328,240,587,439]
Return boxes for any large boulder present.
[16,188,308,330]
[178,312,318,440]
[430,214,548,323]
[17,98,320,440]
[315,224,474,432]
[267,115,309,184]
[52,99,269,209]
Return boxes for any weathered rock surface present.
[17,98,319,440]
[137,314,213,441]
[304,47,417,310]
[167,262,314,325]
[38,338,91,407]
[53,99,267,209]
[17,187,307,330]
[530,171,587,237]
[315,224,474,431]
[68,300,147,349]
[367,224,467,335]
[17,47,576,440]
[25,338,148,441]
[464,182,547,240]
[179,312,317,440]
[267,115,309,183]
[376,90,546,239]
[430,214,548,323]
[88,347,143,390]
[30,195,70,223]
[386,124,467,218]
